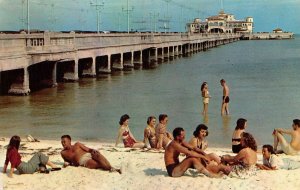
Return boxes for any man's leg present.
[273,131,288,153]
[172,157,219,178]
[225,103,229,115]
[132,142,146,148]
[89,151,121,173]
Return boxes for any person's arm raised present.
[275,128,293,135]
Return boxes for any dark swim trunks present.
[166,163,178,177]
[223,96,230,103]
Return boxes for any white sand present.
[1,138,300,190]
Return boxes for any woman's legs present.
[132,142,146,148]
[203,103,208,115]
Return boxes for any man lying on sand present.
[273,119,300,155]
[256,144,300,170]
[164,127,229,178]
[60,135,121,173]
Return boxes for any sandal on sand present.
[51,168,61,171]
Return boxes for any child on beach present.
[115,114,145,148]
[3,135,61,177]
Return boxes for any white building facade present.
[187,10,254,34]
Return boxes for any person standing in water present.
[201,82,211,115]
[220,79,230,115]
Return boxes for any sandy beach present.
[1,138,300,190]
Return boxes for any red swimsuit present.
[122,130,136,148]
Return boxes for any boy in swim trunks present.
[220,79,230,115]
[61,135,121,173]
[273,119,300,155]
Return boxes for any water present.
[1,36,299,148]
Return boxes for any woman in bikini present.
[143,116,157,148]
[115,114,145,148]
[201,82,211,115]
[189,124,221,164]
[232,118,247,153]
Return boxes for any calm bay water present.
[1,35,299,148]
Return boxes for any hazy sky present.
[0,0,299,33]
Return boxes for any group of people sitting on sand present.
[3,115,300,178]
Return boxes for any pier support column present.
[140,51,143,65]
[154,48,158,61]
[8,67,31,95]
[82,57,96,77]
[120,53,124,69]
[172,46,175,57]
[108,54,111,71]
[174,46,178,56]
[91,57,96,76]
[52,62,58,87]
[63,59,79,81]
[131,51,134,67]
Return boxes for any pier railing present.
[0,32,241,55]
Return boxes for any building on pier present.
[187,10,253,34]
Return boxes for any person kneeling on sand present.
[164,127,229,178]
[221,132,257,179]
[273,119,300,155]
[60,135,121,173]
[256,144,300,170]
[3,135,61,178]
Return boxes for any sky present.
[0,0,299,33]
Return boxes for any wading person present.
[220,79,230,115]
[201,82,211,115]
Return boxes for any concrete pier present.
[0,32,241,95]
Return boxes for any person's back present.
[290,129,300,151]
[239,147,257,166]
[164,141,180,166]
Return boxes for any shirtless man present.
[220,79,230,115]
[273,119,300,155]
[164,127,227,178]
[60,135,121,173]
[155,114,173,149]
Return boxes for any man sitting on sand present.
[60,135,121,173]
[164,127,229,178]
[273,119,300,155]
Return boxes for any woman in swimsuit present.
[143,116,157,148]
[201,82,211,115]
[189,124,221,164]
[232,118,247,153]
[115,114,145,148]
[221,132,258,179]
